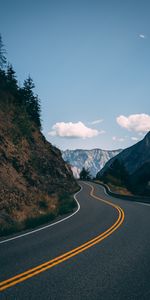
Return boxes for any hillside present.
[0,67,78,236]
[62,148,122,178]
[96,132,150,196]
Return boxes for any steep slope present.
[0,72,78,236]
[62,149,122,178]
[97,132,150,196]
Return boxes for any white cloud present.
[116,114,150,132]
[131,137,139,141]
[112,136,125,142]
[112,136,116,141]
[90,119,103,125]
[138,132,145,136]
[139,34,146,39]
[48,121,104,139]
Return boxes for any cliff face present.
[97,132,150,196]
[62,148,122,178]
[0,87,78,235]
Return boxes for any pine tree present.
[6,64,18,93]
[0,34,6,69]
[22,76,41,128]
[80,167,91,180]
[0,68,7,91]
[23,76,35,101]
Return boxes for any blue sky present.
[0,0,149,150]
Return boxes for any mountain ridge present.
[62,148,122,178]
[97,132,150,196]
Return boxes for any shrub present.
[25,212,56,229]
[59,192,77,215]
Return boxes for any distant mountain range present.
[97,132,150,196]
[62,148,122,178]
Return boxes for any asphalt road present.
[0,181,150,300]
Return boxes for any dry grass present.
[95,180,133,196]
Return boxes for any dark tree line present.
[0,34,41,129]
[80,167,91,180]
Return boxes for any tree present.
[22,76,41,128]
[0,34,6,69]
[80,167,91,180]
[23,76,35,100]
[6,64,18,93]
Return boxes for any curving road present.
[0,181,150,299]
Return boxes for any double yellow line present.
[0,183,125,292]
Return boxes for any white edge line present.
[134,202,150,207]
[0,186,82,245]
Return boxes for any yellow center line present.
[0,182,125,292]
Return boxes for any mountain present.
[97,132,150,196]
[62,149,122,178]
[0,68,78,236]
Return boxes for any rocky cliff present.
[0,70,78,236]
[62,148,122,178]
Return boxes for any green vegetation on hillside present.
[0,35,41,131]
